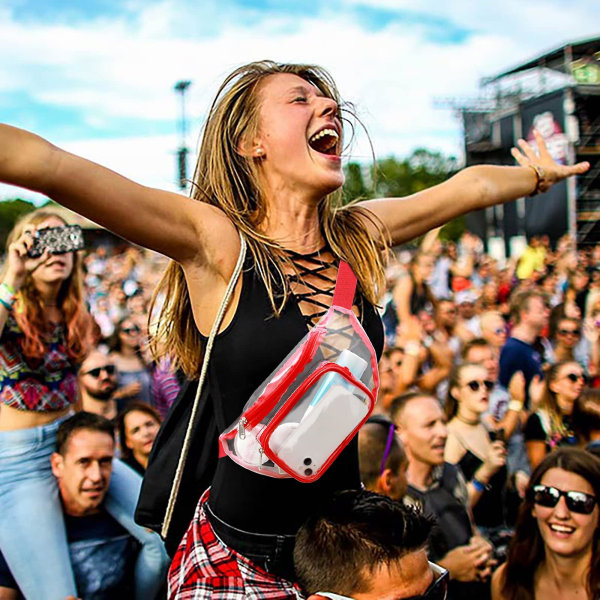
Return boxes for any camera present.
[27,225,84,258]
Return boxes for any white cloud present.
[0,1,597,202]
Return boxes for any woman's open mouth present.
[308,128,340,156]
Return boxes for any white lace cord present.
[161,234,247,539]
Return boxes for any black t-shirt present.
[0,508,137,600]
[524,412,578,450]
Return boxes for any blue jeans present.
[0,417,169,600]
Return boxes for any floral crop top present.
[0,313,78,412]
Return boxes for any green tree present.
[0,199,37,250]
[342,148,464,241]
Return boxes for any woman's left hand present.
[511,130,589,193]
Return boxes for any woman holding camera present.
[0,209,168,600]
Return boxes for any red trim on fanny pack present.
[258,362,375,482]
[332,260,357,310]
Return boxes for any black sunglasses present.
[532,484,597,515]
[558,328,581,336]
[564,373,584,383]
[83,365,116,378]
[464,379,494,392]
[122,325,141,335]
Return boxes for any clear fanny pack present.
[219,261,379,483]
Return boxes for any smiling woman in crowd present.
[492,448,600,600]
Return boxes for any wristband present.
[527,164,548,197]
[0,298,12,312]
[472,478,490,493]
[507,399,524,412]
[0,283,16,310]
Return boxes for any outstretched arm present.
[361,131,589,245]
[0,125,233,265]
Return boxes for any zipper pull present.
[238,417,248,440]
[258,446,264,471]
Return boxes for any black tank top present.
[458,449,507,529]
[207,249,384,534]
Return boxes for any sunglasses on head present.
[83,365,116,378]
[316,562,448,600]
[464,379,494,392]
[564,373,584,383]
[558,328,581,336]
[532,484,597,515]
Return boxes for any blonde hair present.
[2,208,94,362]
[150,61,389,378]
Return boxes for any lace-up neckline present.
[281,244,342,328]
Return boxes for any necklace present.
[455,414,479,426]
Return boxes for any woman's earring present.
[255,148,264,157]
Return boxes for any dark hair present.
[56,411,115,455]
[116,401,162,460]
[501,448,600,600]
[572,389,600,443]
[389,391,436,424]
[107,315,140,353]
[293,490,434,596]
[461,337,491,361]
[359,418,406,489]
[445,362,486,421]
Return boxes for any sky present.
[1,0,598,203]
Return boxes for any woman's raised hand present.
[511,130,589,193]
[4,228,50,289]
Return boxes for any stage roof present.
[484,35,600,83]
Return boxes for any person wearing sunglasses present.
[294,489,449,600]
[524,361,584,470]
[445,363,508,537]
[358,415,408,501]
[108,316,153,410]
[78,349,119,420]
[479,311,507,357]
[0,210,167,599]
[550,316,583,362]
[492,448,600,599]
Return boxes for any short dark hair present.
[461,337,491,361]
[56,412,115,455]
[389,391,435,424]
[294,490,433,596]
[359,419,406,489]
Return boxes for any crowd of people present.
[0,59,597,600]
